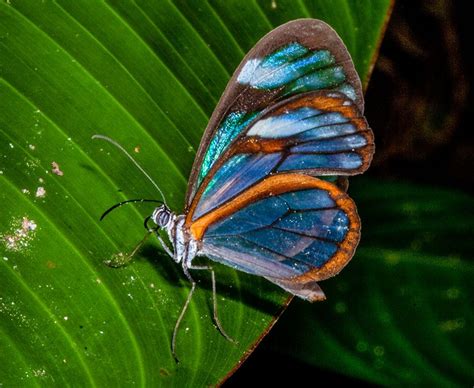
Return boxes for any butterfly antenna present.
[100,199,164,221]
[92,134,168,205]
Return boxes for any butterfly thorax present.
[151,205,197,266]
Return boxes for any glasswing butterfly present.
[97,19,374,361]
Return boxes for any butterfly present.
[97,18,374,361]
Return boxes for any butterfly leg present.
[155,233,174,259]
[172,262,196,363]
[104,230,153,268]
[189,264,237,345]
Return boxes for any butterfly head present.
[151,204,173,229]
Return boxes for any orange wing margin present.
[187,173,360,284]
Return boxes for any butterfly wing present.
[183,19,373,300]
[186,174,360,301]
[185,19,364,209]
[187,91,373,222]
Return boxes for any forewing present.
[186,19,363,208]
[188,91,373,221]
[187,174,360,301]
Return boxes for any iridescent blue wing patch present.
[189,91,373,221]
[237,43,355,98]
[185,19,364,209]
[187,174,360,301]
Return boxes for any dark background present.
[227,0,473,385]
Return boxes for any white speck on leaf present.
[32,368,47,378]
[35,187,46,198]
[1,217,38,251]
[51,161,64,176]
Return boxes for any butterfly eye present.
[152,206,171,228]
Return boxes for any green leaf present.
[268,179,474,386]
[0,1,392,385]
